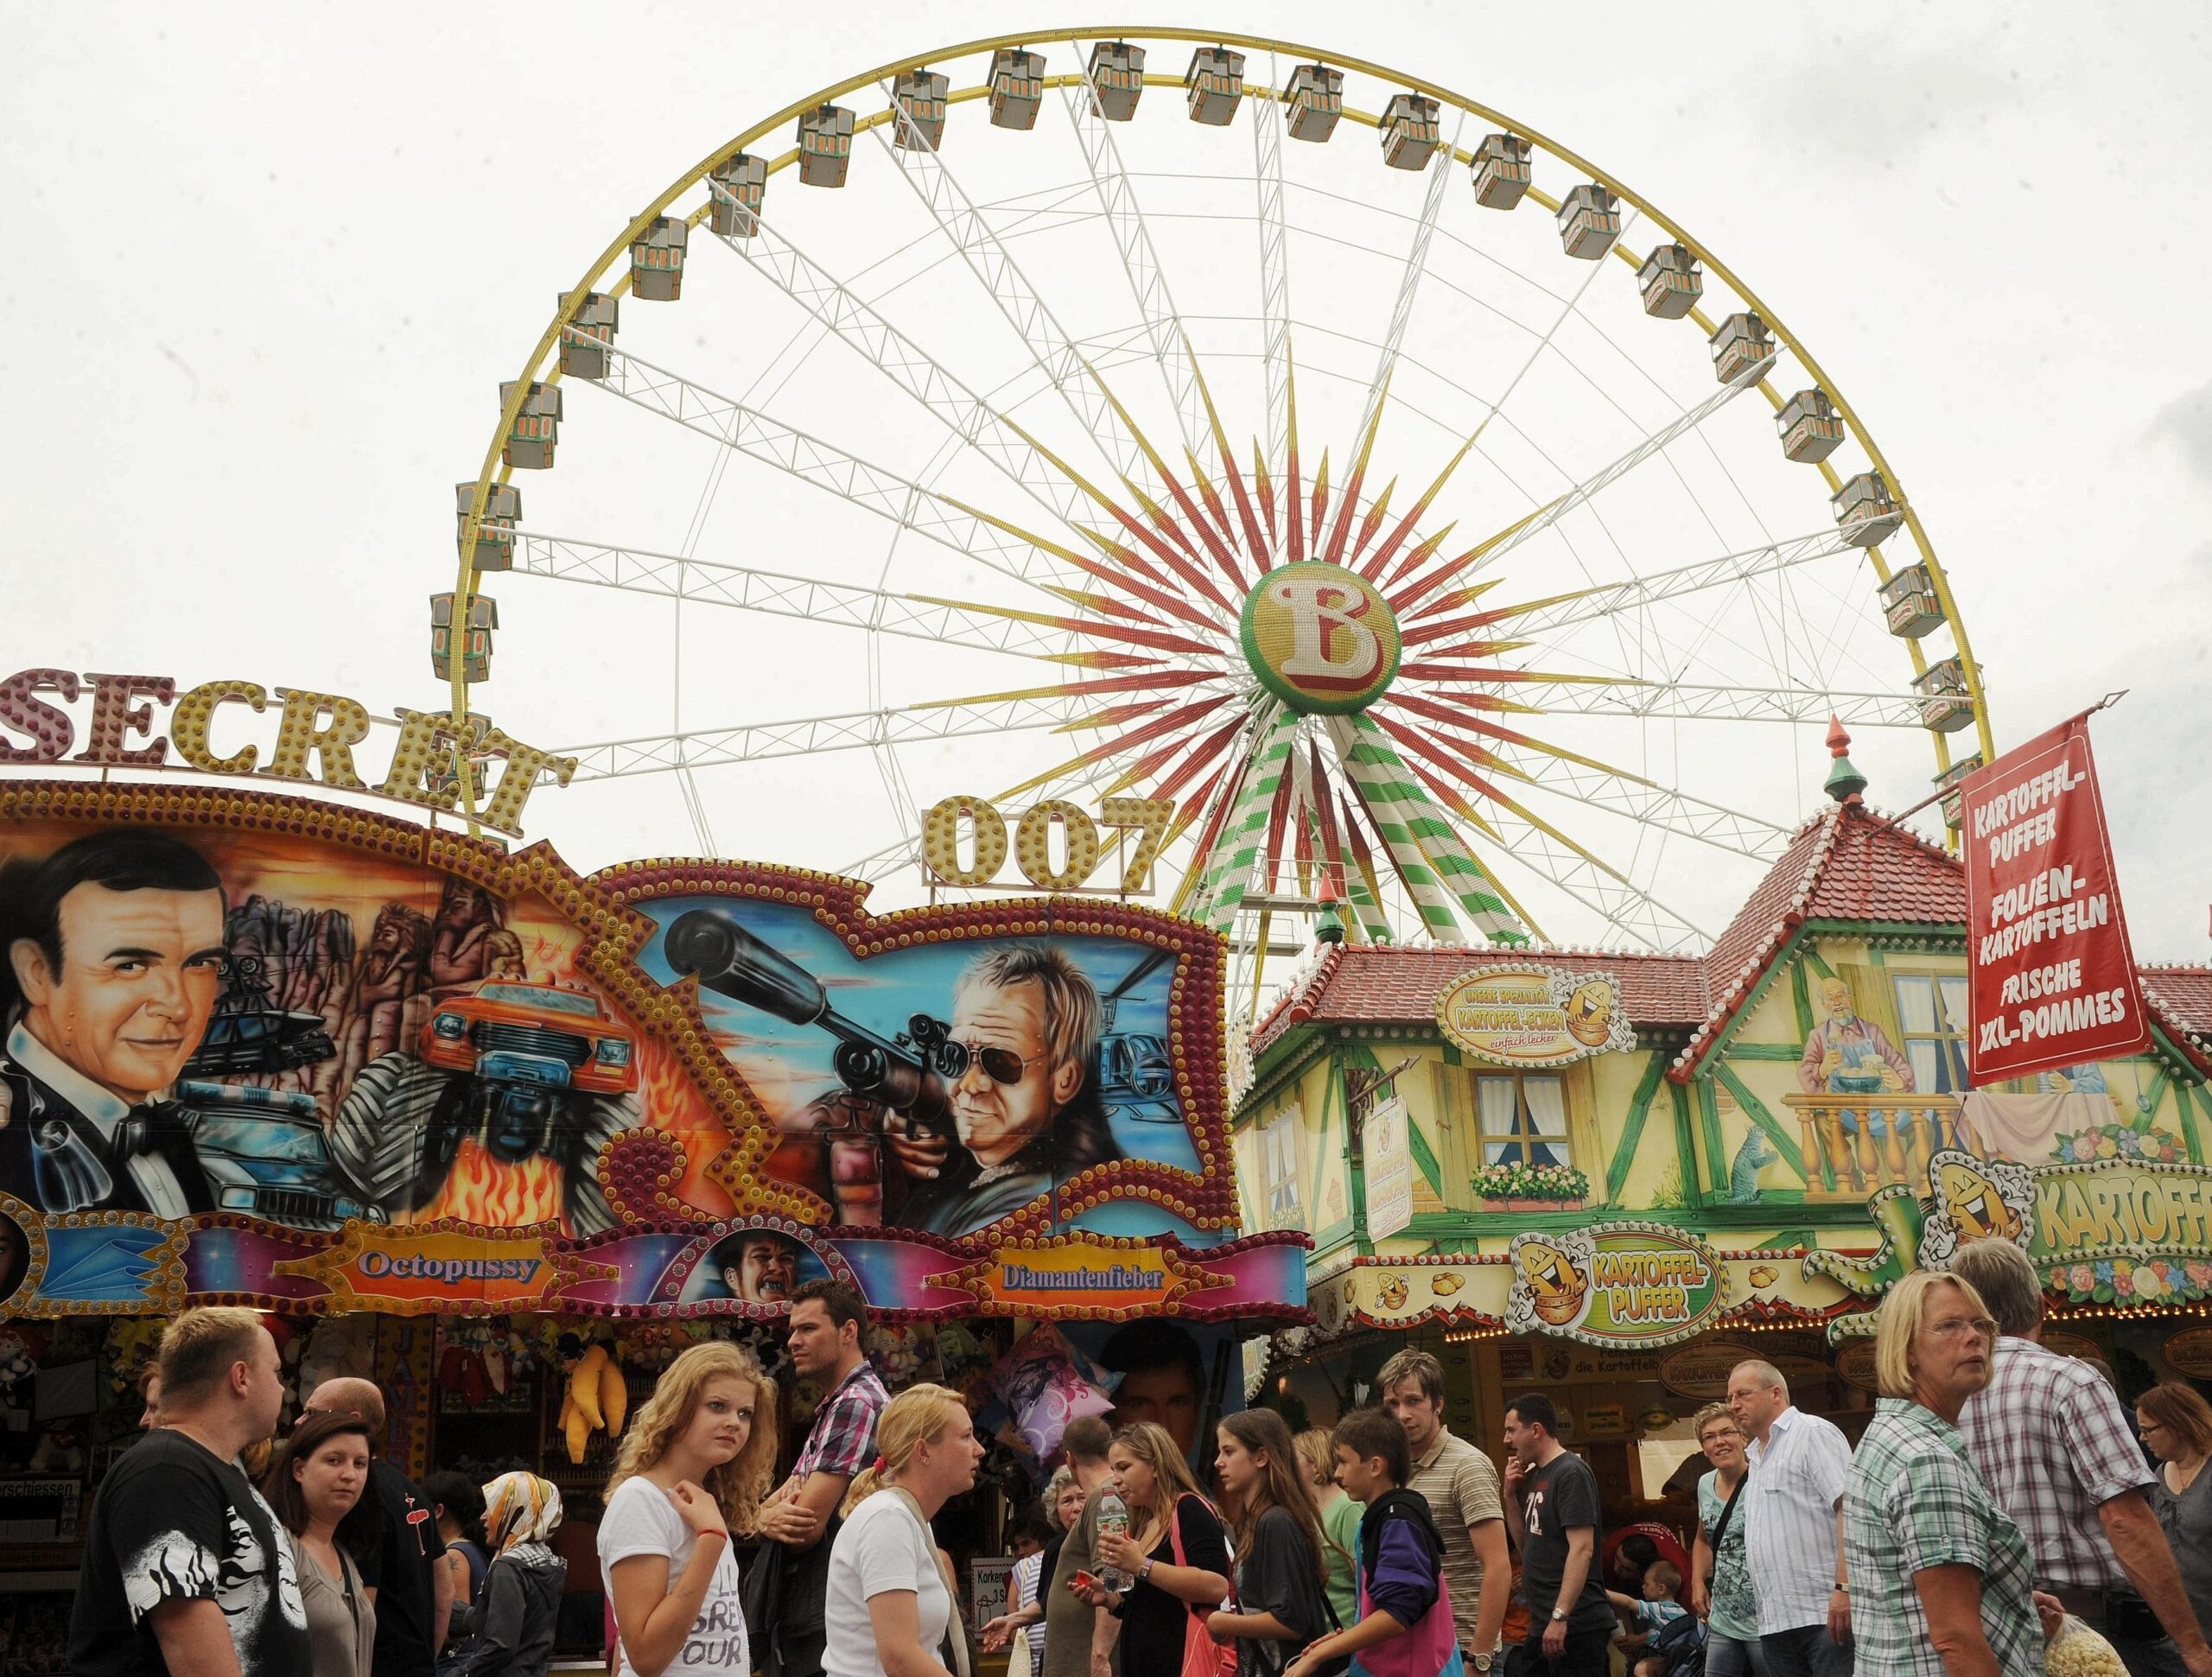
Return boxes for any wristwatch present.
[1550,1609,1567,1623]
[1469,1655,1494,1673]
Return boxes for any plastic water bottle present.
[1096,1490,1133,1591]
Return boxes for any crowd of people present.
[60,1242,2212,1677]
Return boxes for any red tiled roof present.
[1674,801,1967,1078]
[2139,966,2212,1071]
[1249,943,1709,1057]
[1244,803,2211,1080]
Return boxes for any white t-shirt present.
[597,1477,750,1677]
[824,1490,952,1677]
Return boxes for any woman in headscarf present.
[457,1472,568,1677]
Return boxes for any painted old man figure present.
[1796,975,1916,1188]
[0,831,227,1216]
[885,943,1122,1236]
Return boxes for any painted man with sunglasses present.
[887,943,1121,1235]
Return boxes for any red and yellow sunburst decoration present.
[907,355,1653,968]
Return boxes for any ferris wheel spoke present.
[1062,47,1221,467]
[557,695,1080,782]
[583,344,1090,596]
[1324,107,1465,569]
[1384,691,1789,857]
[506,530,1079,657]
[1380,725,1708,947]
[1252,56,1291,481]
[703,200,1122,542]
[869,87,1175,504]
[1423,524,1872,648]
[1477,680,1931,727]
[1401,347,1781,621]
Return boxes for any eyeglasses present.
[943,1040,1049,1086]
[1926,1316,1999,1342]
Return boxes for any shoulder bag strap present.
[1709,1476,1748,1549]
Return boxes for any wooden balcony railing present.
[1779,1092,1964,1199]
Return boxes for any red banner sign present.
[1962,716,2150,1083]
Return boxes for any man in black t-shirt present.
[71,1306,310,1677]
[1501,1394,1612,1677]
[303,1375,451,1677]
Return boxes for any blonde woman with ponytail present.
[597,1341,778,1677]
[824,1383,987,1677]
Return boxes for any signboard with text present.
[1961,716,2151,1083]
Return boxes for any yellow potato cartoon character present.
[1565,980,1616,1049]
[1516,1238,1588,1326]
[1376,1274,1410,1311]
[1936,1158,2024,1244]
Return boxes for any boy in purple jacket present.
[1285,1409,1465,1677]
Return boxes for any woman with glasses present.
[1843,1271,2059,1677]
[2138,1383,2212,1642]
[265,1409,381,1677]
[1686,1404,1759,1677]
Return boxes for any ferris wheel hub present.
[1237,561,1402,716]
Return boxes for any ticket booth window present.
[1476,1072,1571,1167]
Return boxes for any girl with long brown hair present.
[1208,1412,1340,1677]
[1081,1423,1233,1677]
[597,1341,778,1677]
[265,1408,381,1677]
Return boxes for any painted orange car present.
[420,981,640,1097]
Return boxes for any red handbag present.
[1168,1494,1237,1677]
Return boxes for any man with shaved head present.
[302,1376,451,1676]
[1727,1360,1853,1677]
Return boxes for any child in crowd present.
[1281,1408,1463,1677]
[1605,1559,1691,1677]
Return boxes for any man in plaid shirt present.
[757,1279,890,1677]
[1955,1240,2212,1677]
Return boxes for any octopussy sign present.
[1961,716,2151,1083]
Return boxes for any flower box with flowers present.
[2053,1122,2184,1167]
[1471,1163,1589,1212]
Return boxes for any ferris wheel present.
[445,27,1993,1006]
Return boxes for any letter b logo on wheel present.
[1240,561,1401,715]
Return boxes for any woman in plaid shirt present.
[1844,1270,2063,1677]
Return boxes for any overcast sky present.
[4,2,2208,960]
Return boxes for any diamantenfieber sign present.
[1961,715,2150,1083]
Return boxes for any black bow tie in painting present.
[114,1099,194,1164]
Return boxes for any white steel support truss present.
[1251,56,1291,480]
[1471,681,1931,727]
[560,695,1079,783]
[1495,525,1872,641]
[507,531,1075,658]
[1471,742,1792,858]
[870,86,1160,497]
[1450,348,1783,587]
[1064,49,1215,466]
[704,192,1106,541]
[1348,109,1465,461]
[584,344,1082,593]
[1479,810,1710,950]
